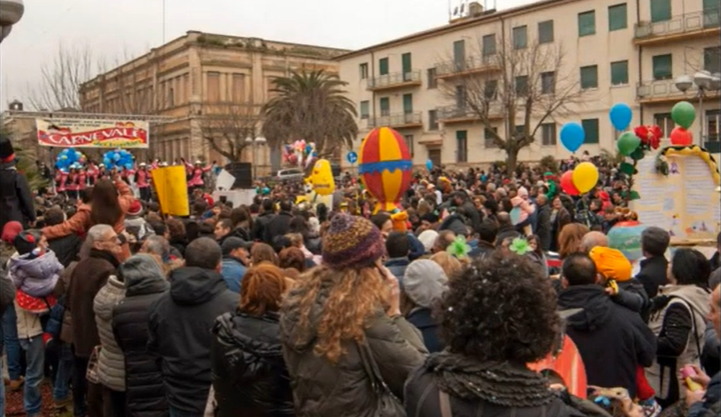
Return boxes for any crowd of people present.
[0,133,720,417]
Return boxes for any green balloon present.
[617,132,641,156]
[671,101,696,129]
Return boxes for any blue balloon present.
[125,163,133,170]
[426,159,433,170]
[103,158,111,166]
[560,122,585,153]
[609,103,633,131]
[113,153,121,162]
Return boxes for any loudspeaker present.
[224,162,253,189]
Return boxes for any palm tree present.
[261,70,358,157]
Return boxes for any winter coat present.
[406,308,444,353]
[93,275,127,392]
[557,285,657,398]
[263,212,293,244]
[0,272,14,317]
[252,212,275,242]
[635,256,669,299]
[220,257,246,293]
[536,204,553,251]
[68,249,119,358]
[55,260,77,344]
[148,266,238,414]
[280,282,427,417]
[0,162,36,230]
[211,311,295,417]
[48,234,82,268]
[646,284,711,405]
[8,250,63,298]
[610,279,649,314]
[384,258,409,287]
[112,267,169,417]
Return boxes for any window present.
[484,80,498,100]
[654,113,673,137]
[513,25,528,49]
[541,123,557,146]
[610,60,629,85]
[581,119,599,144]
[359,63,369,79]
[453,40,466,69]
[515,125,526,139]
[379,58,389,76]
[232,74,245,102]
[707,110,720,143]
[482,34,496,56]
[578,11,596,37]
[168,87,174,107]
[427,68,438,89]
[380,97,390,116]
[455,85,466,108]
[650,0,671,23]
[652,54,672,80]
[608,3,627,31]
[541,71,556,94]
[704,0,719,28]
[484,127,498,148]
[207,72,220,102]
[360,101,370,119]
[403,93,413,114]
[428,110,439,130]
[515,75,529,96]
[456,131,468,163]
[704,47,720,74]
[580,65,599,89]
[538,20,554,43]
[404,135,415,157]
[402,53,412,80]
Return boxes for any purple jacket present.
[9,250,63,298]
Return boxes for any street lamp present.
[674,70,721,147]
[0,0,24,43]
[244,136,267,181]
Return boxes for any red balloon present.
[560,170,579,196]
[669,127,693,146]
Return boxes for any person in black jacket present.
[0,135,35,232]
[148,238,237,416]
[44,208,82,268]
[635,227,670,299]
[211,263,294,417]
[263,200,293,244]
[252,199,275,242]
[112,254,169,417]
[535,195,553,251]
[558,253,657,398]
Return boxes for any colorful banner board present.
[36,118,149,148]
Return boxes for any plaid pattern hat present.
[322,214,384,270]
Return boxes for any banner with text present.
[36,118,149,148]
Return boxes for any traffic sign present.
[346,151,358,164]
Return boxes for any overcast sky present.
[0,0,533,111]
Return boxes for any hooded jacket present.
[8,250,63,298]
[211,311,295,417]
[148,266,237,414]
[557,285,656,398]
[93,275,126,392]
[48,234,82,268]
[0,162,36,230]
[112,255,170,417]
[263,211,293,244]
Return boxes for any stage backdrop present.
[36,118,149,148]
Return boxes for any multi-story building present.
[79,31,348,174]
[337,0,720,169]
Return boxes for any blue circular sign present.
[346,151,358,164]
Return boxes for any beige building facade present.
[337,0,720,169]
[79,31,348,174]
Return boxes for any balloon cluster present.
[560,162,598,196]
[103,149,135,171]
[669,101,695,146]
[55,148,87,172]
[282,140,317,168]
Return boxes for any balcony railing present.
[367,112,423,129]
[436,102,503,123]
[636,79,721,103]
[704,136,720,153]
[435,55,500,78]
[634,9,720,44]
[367,71,422,91]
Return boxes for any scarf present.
[89,248,120,269]
[426,352,556,408]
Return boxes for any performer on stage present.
[183,158,213,192]
[135,162,152,201]
[55,169,68,196]
[87,161,99,185]
[66,167,79,199]
[77,166,88,192]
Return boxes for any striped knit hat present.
[322,214,385,270]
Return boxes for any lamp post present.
[0,0,24,43]
[674,71,721,147]
[244,136,267,181]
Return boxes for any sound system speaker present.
[224,162,253,189]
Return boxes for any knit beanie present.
[321,214,384,270]
[403,260,448,309]
[589,246,632,282]
[1,221,23,244]
[0,135,15,162]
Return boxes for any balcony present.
[704,136,720,153]
[436,103,503,124]
[366,71,422,91]
[636,79,721,104]
[435,55,500,80]
[634,9,720,46]
[367,112,423,129]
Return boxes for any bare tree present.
[438,38,585,173]
[200,103,261,162]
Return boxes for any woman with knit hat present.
[280,213,427,417]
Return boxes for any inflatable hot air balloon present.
[358,127,413,213]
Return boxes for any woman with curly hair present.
[280,214,427,416]
[405,251,586,417]
[558,223,590,260]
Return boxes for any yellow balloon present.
[571,162,599,194]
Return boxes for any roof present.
[335,0,572,60]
